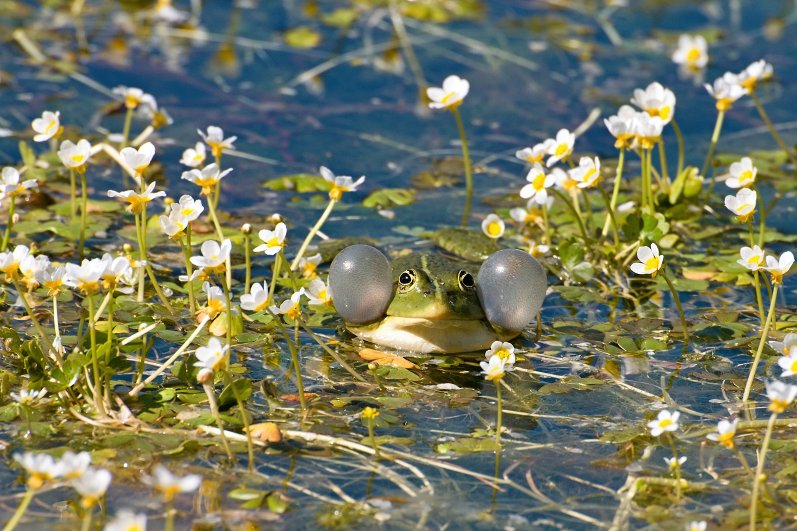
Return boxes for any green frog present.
[328,235,547,354]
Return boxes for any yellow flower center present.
[686,48,701,63]
[441,92,457,105]
[267,237,284,249]
[554,143,569,157]
[486,221,502,237]
[207,299,226,317]
[746,254,762,266]
[45,120,58,134]
[716,98,734,112]
[286,304,301,320]
[769,399,789,413]
[739,170,754,186]
[648,106,671,121]
[71,154,85,165]
[644,256,660,272]
[717,431,735,448]
[532,172,546,191]
[525,153,543,163]
[302,263,318,278]
[495,348,511,361]
[658,418,672,429]
[581,168,597,186]
[329,186,344,201]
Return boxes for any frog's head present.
[328,245,547,353]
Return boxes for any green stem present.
[205,198,231,290]
[180,234,196,314]
[222,371,255,473]
[452,107,473,227]
[271,313,307,414]
[121,108,133,148]
[581,188,593,234]
[495,381,503,450]
[164,499,174,531]
[11,279,56,363]
[667,433,682,503]
[755,185,767,248]
[367,417,379,459]
[69,168,77,221]
[1,196,15,252]
[750,412,778,530]
[104,293,115,403]
[672,119,685,177]
[2,488,36,531]
[86,294,106,417]
[702,111,725,197]
[657,138,670,191]
[202,382,234,461]
[732,444,755,481]
[80,511,91,531]
[753,271,766,327]
[742,284,780,403]
[750,91,797,165]
[135,208,174,314]
[541,204,550,244]
[552,189,591,246]
[602,148,624,237]
[134,213,145,302]
[243,232,251,295]
[290,199,337,271]
[268,252,282,305]
[79,171,88,260]
[661,270,689,345]
[598,186,620,247]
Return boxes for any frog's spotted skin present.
[329,245,547,354]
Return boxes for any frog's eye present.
[458,270,475,289]
[398,270,416,288]
[329,245,394,324]
[477,249,547,333]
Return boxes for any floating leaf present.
[359,348,419,369]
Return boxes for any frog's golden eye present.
[458,270,475,289]
[399,270,416,287]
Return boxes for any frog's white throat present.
[348,316,519,354]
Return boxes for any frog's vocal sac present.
[328,245,547,354]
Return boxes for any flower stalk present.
[452,107,473,227]
[742,284,780,403]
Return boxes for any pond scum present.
[2,2,797,530]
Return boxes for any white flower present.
[528,242,550,258]
[120,142,156,177]
[104,509,147,531]
[14,452,63,488]
[724,188,757,222]
[181,163,232,195]
[765,251,794,284]
[100,254,132,290]
[0,167,37,200]
[202,282,227,318]
[297,253,322,279]
[320,166,366,201]
[766,379,797,413]
[64,258,106,294]
[509,200,547,225]
[647,410,680,437]
[10,388,47,406]
[37,264,67,296]
[706,419,738,449]
[159,211,189,239]
[630,243,664,276]
[632,113,664,150]
[672,34,708,69]
[515,142,552,165]
[107,182,166,214]
[553,166,578,193]
[146,465,202,502]
[778,350,797,378]
[426,75,469,110]
[72,468,111,507]
[738,246,765,271]
[519,164,555,204]
[569,156,601,188]
[240,281,270,312]
[726,157,757,189]
[0,245,31,278]
[19,254,49,290]
[705,72,746,111]
[113,86,149,109]
[253,223,287,256]
[58,139,92,170]
[481,214,505,239]
[180,142,207,167]
[631,82,676,124]
[170,195,204,222]
[306,278,332,306]
[664,455,687,469]
[198,126,236,158]
[738,59,773,93]
[479,355,508,382]
[190,239,231,272]
[194,337,229,382]
[771,333,797,357]
[545,129,575,167]
[59,450,92,480]
[31,110,61,142]
[604,105,637,149]
[485,341,515,369]
[686,522,707,531]
[271,290,305,320]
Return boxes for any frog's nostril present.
[423,290,431,296]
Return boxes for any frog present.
[328,235,547,354]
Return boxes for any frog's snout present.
[477,249,547,332]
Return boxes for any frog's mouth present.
[347,316,519,354]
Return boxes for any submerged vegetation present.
[1,0,797,529]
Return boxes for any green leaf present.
[372,365,420,381]
[219,378,253,408]
[262,173,329,193]
[283,27,322,48]
[362,188,416,209]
